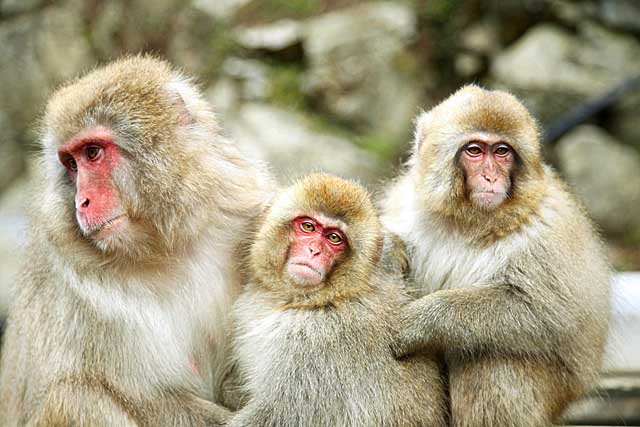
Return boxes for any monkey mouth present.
[287,262,324,286]
[290,262,322,276]
[470,191,507,209]
[86,214,128,238]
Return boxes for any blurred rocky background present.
[1,0,639,423]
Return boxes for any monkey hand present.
[392,294,443,359]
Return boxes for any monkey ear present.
[413,111,432,151]
[168,91,195,126]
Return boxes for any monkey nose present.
[76,197,90,210]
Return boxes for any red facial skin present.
[459,134,515,210]
[286,216,348,287]
[58,127,128,240]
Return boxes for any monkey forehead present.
[266,174,380,232]
[415,85,542,164]
[42,55,182,148]
[294,212,349,232]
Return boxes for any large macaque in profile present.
[227,173,446,427]
[381,85,611,427]
[0,56,273,426]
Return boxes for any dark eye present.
[67,157,77,172]
[465,145,482,156]
[301,221,315,232]
[494,146,510,156]
[326,232,343,245]
[86,145,101,161]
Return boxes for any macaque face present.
[58,126,130,243]
[286,216,348,287]
[459,136,515,210]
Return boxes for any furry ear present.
[413,111,432,151]
[167,91,195,126]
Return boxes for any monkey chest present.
[408,234,512,294]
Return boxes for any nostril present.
[81,198,90,208]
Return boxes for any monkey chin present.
[81,214,133,251]
[469,191,507,210]
[286,262,325,288]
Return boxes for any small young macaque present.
[227,174,447,427]
[381,85,611,427]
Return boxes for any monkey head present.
[411,85,547,239]
[249,173,382,308]
[37,56,226,264]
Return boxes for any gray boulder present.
[0,177,28,318]
[218,103,382,186]
[234,19,303,52]
[301,2,422,139]
[598,0,640,32]
[0,4,94,190]
[490,23,640,122]
[556,125,640,240]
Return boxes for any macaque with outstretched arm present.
[381,85,611,427]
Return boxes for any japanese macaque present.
[0,56,274,426]
[381,85,611,427]
[227,174,447,427]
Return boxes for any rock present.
[490,23,640,122]
[234,19,303,52]
[88,0,184,58]
[460,20,500,56]
[221,58,270,101]
[0,112,22,193]
[0,5,94,123]
[1,0,43,15]
[0,5,94,188]
[454,53,483,78]
[0,177,29,317]
[193,0,250,20]
[610,90,640,151]
[301,2,422,139]
[205,57,271,115]
[556,125,640,240]
[218,103,382,185]
[598,0,640,32]
[550,0,597,26]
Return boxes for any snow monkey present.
[381,84,611,427]
[0,56,274,426]
[228,173,447,427]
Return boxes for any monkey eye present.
[85,145,102,161]
[465,145,483,157]
[494,145,510,157]
[65,157,78,172]
[300,221,316,232]
[326,232,344,245]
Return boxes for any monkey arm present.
[29,379,231,427]
[220,362,250,411]
[380,231,410,277]
[394,284,575,360]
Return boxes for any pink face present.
[58,126,129,240]
[286,216,348,287]
[459,134,515,209]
